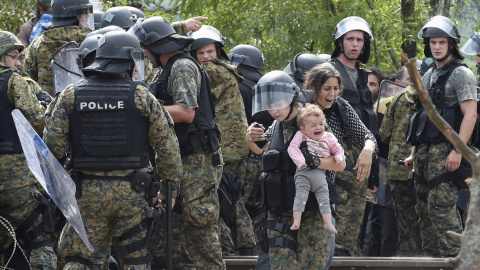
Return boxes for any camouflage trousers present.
[268,210,333,269]
[57,179,150,270]
[334,147,367,256]
[218,161,256,255]
[414,142,462,257]
[390,180,423,256]
[0,185,57,270]
[169,149,225,270]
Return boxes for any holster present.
[253,218,269,254]
[144,206,165,249]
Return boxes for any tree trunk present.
[401,0,416,58]
[402,54,480,270]
[429,0,440,16]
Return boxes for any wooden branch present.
[400,53,478,165]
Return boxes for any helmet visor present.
[75,6,94,30]
[379,80,405,99]
[252,83,296,115]
[283,63,293,76]
[128,22,149,44]
[130,48,145,81]
[461,33,480,56]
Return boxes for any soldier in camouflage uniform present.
[404,16,477,257]
[0,31,56,269]
[44,31,182,269]
[329,16,379,256]
[130,17,225,269]
[190,26,257,256]
[22,0,94,96]
[379,76,423,256]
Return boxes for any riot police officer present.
[328,16,379,256]
[461,31,480,87]
[404,15,477,257]
[246,70,345,269]
[44,31,183,269]
[190,25,256,256]
[129,17,225,269]
[22,0,94,96]
[0,30,56,269]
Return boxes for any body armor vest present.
[149,52,220,156]
[407,59,467,145]
[331,59,378,135]
[261,121,319,214]
[0,70,23,154]
[69,76,149,170]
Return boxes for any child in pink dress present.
[287,104,345,233]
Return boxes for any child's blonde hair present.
[297,103,325,127]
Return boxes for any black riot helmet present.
[284,53,328,87]
[124,6,146,20]
[331,16,373,64]
[253,70,301,120]
[86,25,124,39]
[43,0,94,30]
[128,16,194,55]
[228,44,264,70]
[418,16,463,60]
[189,25,228,60]
[79,34,102,68]
[101,6,136,30]
[83,31,145,81]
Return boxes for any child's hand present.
[300,164,307,170]
[335,156,344,166]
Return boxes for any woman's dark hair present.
[36,0,52,18]
[304,63,344,104]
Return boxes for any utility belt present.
[71,170,159,203]
[248,150,263,159]
[254,217,297,254]
[180,126,221,157]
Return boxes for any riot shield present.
[11,109,94,251]
[51,41,84,94]
[375,80,405,124]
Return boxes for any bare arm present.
[164,104,195,123]
[446,99,477,171]
[319,155,345,171]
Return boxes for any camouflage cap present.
[0,31,24,56]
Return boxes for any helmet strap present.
[284,103,295,122]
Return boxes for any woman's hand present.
[354,148,373,181]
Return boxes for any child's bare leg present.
[322,212,337,234]
[290,210,303,230]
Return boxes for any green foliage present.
[0,0,36,34]
[171,0,439,73]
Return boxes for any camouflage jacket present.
[22,26,91,96]
[0,64,46,190]
[43,74,183,197]
[379,86,416,181]
[202,59,248,162]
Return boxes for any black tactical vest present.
[149,52,219,156]
[0,70,23,155]
[407,59,466,145]
[331,59,378,135]
[261,120,319,214]
[69,76,149,170]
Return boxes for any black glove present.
[300,141,320,168]
[37,90,52,108]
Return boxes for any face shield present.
[375,80,405,114]
[130,48,145,81]
[51,41,84,94]
[461,32,480,56]
[128,22,150,44]
[75,5,94,30]
[252,82,297,115]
